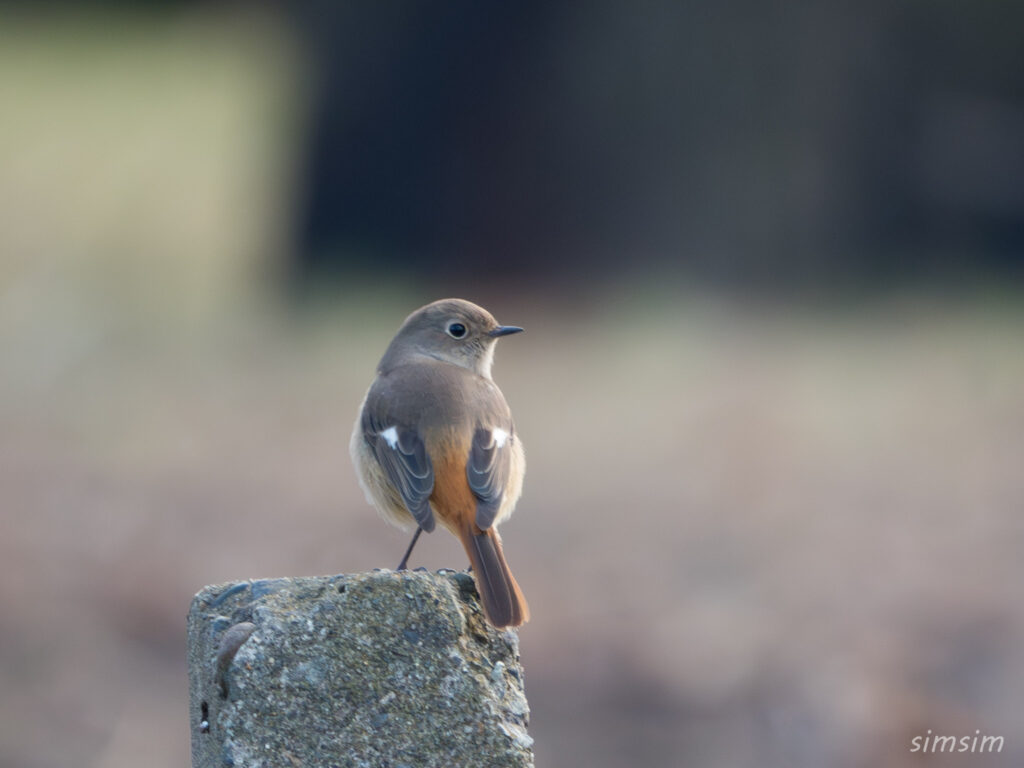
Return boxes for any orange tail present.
[460,526,530,628]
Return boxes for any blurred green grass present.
[0,6,303,338]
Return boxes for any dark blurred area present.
[290,1,1024,289]
[1,3,1022,768]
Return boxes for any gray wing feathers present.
[363,412,435,532]
[467,426,511,530]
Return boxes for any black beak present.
[488,325,524,337]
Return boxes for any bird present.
[350,298,529,628]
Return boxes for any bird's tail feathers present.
[461,526,529,628]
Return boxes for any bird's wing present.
[467,425,513,530]
[362,411,435,532]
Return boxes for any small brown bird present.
[351,299,529,628]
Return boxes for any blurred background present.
[1,2,1022,766]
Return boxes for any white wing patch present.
[380,426,399,449]
[492,427,509,448]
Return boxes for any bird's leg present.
[396,526,423,571]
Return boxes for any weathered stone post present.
[187,571,533,768]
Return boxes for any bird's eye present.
[446,322,467,339]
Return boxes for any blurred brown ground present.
[1,8,1023,768]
